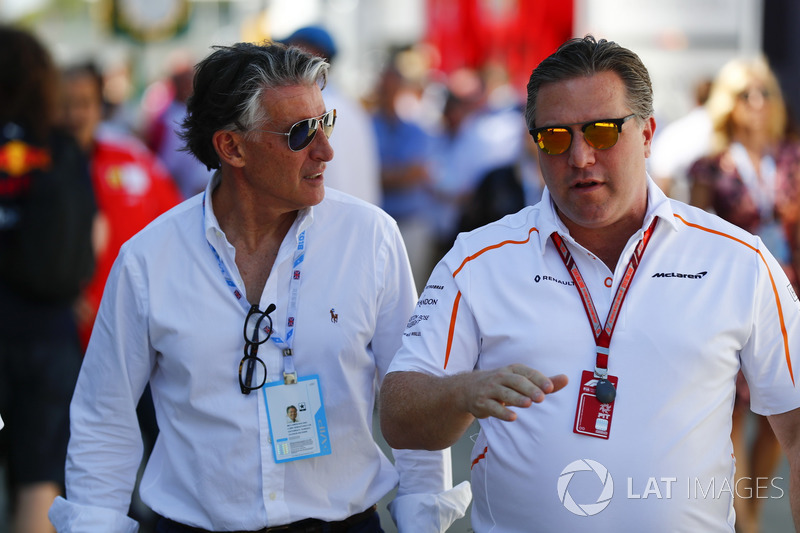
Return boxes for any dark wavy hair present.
[525,35,653,130]
[0,25,59,142]
[182,41,329,170]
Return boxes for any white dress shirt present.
[49,174,470,532]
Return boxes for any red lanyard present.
[551,219,657,377]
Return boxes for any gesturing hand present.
[455,364,569,422]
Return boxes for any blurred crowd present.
[1,20,798,533]
[97,25,548,293]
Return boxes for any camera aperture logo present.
[557,459,614,516]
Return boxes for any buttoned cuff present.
[49,496,139,533]
[388,480,472,533]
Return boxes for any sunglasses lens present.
[321,110,336,139]
[288,119,316,151]
[536,128,572,155]
[584,122,620,150]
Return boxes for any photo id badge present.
[263,375,331,463]
[573,370,619,440]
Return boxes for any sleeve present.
[49,246,156,533]
[370,217,418,383]
[370,220,472,533]
[740,238,800,415]
[387,236,482,377]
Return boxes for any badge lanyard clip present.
[283,348,297,384]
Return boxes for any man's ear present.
[642,115,656,159]
[212,130,246,168]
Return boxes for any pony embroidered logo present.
[330,308,338,324]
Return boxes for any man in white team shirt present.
[380,35,800,532]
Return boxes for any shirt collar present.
[203,171,317,247]
[203,171,224,245]
[535,174,678,255]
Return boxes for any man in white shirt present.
[380,36,800,532]
[49,41,469,533]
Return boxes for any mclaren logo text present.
[652,271,708,279]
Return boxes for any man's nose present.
[568,131,596,168]
[309,129,335,162]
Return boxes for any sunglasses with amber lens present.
[529,114,636,155]
[257,109,337,152]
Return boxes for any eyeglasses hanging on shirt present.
[240,303,276,394]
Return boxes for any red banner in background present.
[425,0,574,95]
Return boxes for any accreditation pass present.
[263,375,331,463]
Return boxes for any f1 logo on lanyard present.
[551,219,658,440]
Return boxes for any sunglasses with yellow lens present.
[529,114,636,155]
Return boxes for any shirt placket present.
[256,233,292,525]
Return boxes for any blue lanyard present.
[203,192,303,383]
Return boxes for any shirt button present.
[269,492,277,501]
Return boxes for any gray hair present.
[182,41,329,169]
[525,35,653,130]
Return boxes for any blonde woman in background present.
[689,56,800,533]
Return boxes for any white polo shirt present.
[388,178,800,532]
